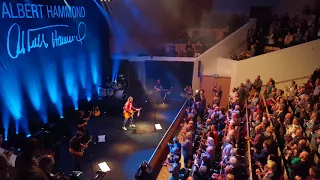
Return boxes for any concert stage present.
[58,98,185,180]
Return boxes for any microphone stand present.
[89,141,96,180]
[90,153,93,180]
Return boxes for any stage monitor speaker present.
[198,61,201,77]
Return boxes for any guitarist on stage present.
[77,110,90,142]
[154,79,165,102]
[69,131,87,171]
[122,96,141,131]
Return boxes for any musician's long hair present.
[127,96,133,102]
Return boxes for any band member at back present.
[122,96,141,131]
[154,79,165,102]
[77,110,90,142]
[154,79,162,91]
[69,131,87,171]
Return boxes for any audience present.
[163,67,320,180]
[163,80,247,180]
[233,9,320,60]
[249,68,320,180]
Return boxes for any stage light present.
[98,162,111,172]
[196,89,199,93]
[2,111,9,143]
[87,96,92,102]
[60,116,64,119]
[154,124,162,130]
[15,132,18,135]
[75,107,79,110]
[26,134,31,138]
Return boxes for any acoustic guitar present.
[123,108,141,119]
[92,106,101,117]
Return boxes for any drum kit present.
[98,75,128,100]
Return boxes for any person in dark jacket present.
[135,161,153,180]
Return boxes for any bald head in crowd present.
[39,155,55,174]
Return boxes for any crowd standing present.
[232,9,320,60]
[164,68,320,180]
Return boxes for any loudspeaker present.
[198,61,201,77]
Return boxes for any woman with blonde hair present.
[256,160,276,179]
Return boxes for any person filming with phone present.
[135,161,153,180]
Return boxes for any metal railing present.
[244,99,253,180]
[261,92,289,180]
[147,99,188,179]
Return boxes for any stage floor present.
[58,99,184,180]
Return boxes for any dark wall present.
[145,61,194,93]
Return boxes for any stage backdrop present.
[145,61,194,95]
[0,0,109,139]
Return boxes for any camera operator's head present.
[39,155,55,174]
[140,161,148,172]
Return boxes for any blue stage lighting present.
[87,96,91,102]
[26,134,31,138]
[40,113,48,124]
[44,63,59,103]
[63,60,79,110]
[1,110,9,142]
[90,52,99,85]
[77,56,87,89]
[60,116,64,119]
[24,69,43,111]
[0,73,23,120]
[15,121,19,134]
[44,63,63,116]
[72,88,79,111]
[63,60,77,97]
[86,80,93,99]
[112,59,120,82]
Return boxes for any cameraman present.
[135,161,153,180]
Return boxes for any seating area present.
[231,9,320,60]
[161,88,249,179]
[156,14,248,57]
[159,68,320,180]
